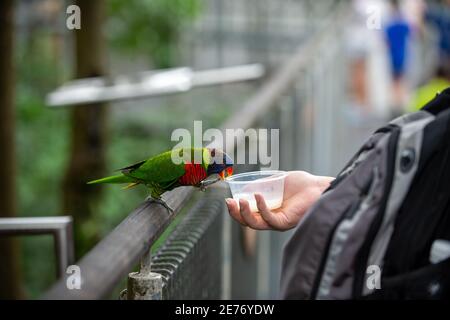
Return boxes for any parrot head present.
[206,148,233,180]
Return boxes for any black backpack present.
[280,87,450,300]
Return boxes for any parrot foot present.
[145,196,174,214]
[199,177,221,192]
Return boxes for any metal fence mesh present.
[151,196,224,300]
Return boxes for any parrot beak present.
[219,167,233,180]
[207,148,234,179]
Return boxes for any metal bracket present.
[0,216,74,278]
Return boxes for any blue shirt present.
[385,15,411,75]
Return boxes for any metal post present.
[125,250,163,300]
[53,220,75,277]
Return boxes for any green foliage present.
[15,35,69,298]
[108,0,202,68]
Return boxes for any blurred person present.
[384,0,412,117]
[424,0,450,64]
[406,0,450,113]
[346,0,377,119]
[346,0,392,122]
[408,64,450,112]
[403,0,426,29]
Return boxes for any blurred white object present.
[46,64,265,107]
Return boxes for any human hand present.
[225,171,333,231]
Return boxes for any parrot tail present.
[122,182,140,190]
[87,174,133,185]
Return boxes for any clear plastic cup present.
[225,170,287,212]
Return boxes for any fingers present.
[238,199,272,230]
[254,193,286,230]
[225,198,247,226]
[226,197,283,231]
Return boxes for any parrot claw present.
[145,196,174,214]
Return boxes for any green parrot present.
[87,147,233,211]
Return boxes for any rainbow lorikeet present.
[87,147,233,211]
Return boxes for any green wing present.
[122,150,185,187]
[120,147,207,191]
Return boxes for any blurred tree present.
[108,0,201,68]
[63,0,109,257]
[0,0,23,299]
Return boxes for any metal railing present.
[42,3,349,299]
